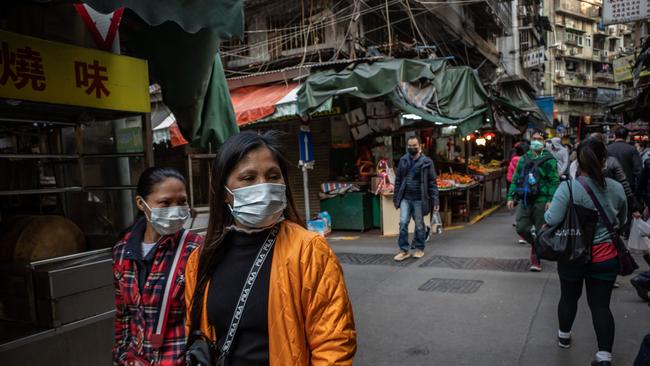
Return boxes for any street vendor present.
[393,136,440,261]
[112,167,203,366]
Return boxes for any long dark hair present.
[137,167,187,199]
[577,137,607,188]
[188,130,302,333]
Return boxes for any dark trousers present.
[515,202,546,266]
[558,278,616,352]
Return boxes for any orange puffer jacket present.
[184,221,357,365]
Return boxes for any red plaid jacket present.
[112,219,202,366]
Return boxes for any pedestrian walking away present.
[607,127,642,191]
[393,135,440,261]
[112,167,203,366]
[548,137,569,178]
[507,129,560,271]
[570,133,641,220]
[184,131,356,366]
[508,142,529,244]
[545,138,627,366]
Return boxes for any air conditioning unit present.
[557,70,566,78]
[570,47,578,55]
[608,27,615,35]
[585,74,592,81]
[603,50,609,57]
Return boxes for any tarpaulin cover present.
[497,82,550,126]
[297,58,488,135]
[298,58,446,114]
[123,14,239,148]
[231,83,299,126]
[84,0,244,36]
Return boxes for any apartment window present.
[566,60,579,72]
[609,39,618,52]
[585,36,592,47]
[520,29,531,51]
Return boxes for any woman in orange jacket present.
[184,130,356,365]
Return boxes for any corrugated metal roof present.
[225,57,384,82]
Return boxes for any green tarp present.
[121,11,240,148]
[298,58,446,114]
[297,58,488,135]
[85,0,244,37]
[496,82,550,126]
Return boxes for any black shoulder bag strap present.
[576,177,621,250]
[217,225,280,366]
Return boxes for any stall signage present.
[523,47,545,69]
[0,30,150,113]
[603,0,649,25]
[613,54,650,83]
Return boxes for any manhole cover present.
[336,253,412,266]
[418,255,530,272]
[418,278,483,294]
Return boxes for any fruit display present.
[468,158,504,175]
[436,173,476,189]
[436,178,455,190]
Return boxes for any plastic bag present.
[426,212,443,241]
[628,218,650,251]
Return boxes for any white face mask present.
[226,183,287,229]
[141,200,190,236]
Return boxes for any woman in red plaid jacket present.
[112,167,203,366]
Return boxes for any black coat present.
[608,141,642,190]
[393,153,439,215]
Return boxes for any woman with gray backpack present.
[544,138,628,366]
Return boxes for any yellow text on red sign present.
[0,30,150,113]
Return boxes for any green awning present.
[496,82,551,127]
[84,0,244,37]
[297,58,446,114]
[121,12,240,148]
[297,58,488,135]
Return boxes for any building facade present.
[545,0,629,127]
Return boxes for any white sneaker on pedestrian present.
[412,249,425,259]
[394,251,411,261]
[529,264,542,272]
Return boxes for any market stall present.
[0,30,151,365]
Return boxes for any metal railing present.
[486,0,513,32]
[555,0,600,18]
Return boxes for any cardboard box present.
[351,123,372,140]
[366,101,391,117]
[344,108,366,126]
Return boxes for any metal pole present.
[302,165,310,221]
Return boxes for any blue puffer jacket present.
[393,153,439,215]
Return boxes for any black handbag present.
[577,177,639,276]
[535,180,598,263]
[185,331,216,366]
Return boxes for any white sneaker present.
[393,251,411,261]
[412,249,425,259]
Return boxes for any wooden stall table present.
[379,193,432,236]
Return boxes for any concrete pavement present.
[328,208,650,366]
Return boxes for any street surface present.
[328,208,650,366]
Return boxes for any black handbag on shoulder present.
[185,331,216,366]
[535,180,598,263]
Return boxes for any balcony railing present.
[555,0,600,19]
[593,72,614,82]
[556,87,597,102]
[486,0,513,33]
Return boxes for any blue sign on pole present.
[299,130,314,164]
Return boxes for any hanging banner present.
[603,0,650,25]
[523,47,545,69]
[0,30,150,112]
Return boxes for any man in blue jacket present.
[393,136,440,261]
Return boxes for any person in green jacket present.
[507,129,560,272]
